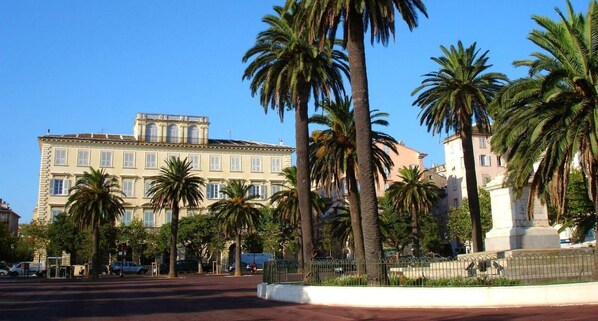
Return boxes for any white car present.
[0,268,8,276]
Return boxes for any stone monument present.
[484,173,560,251]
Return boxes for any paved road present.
[0,274,596,320]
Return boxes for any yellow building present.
[35,113,294,227]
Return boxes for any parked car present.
[228,261,252,273]
[110,261,147,275]
[159,259,213,274]
[9,261,46,277]
[0,268,7,276]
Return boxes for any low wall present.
[257,282,598,308]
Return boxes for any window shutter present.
[63,179,70,195]
[49,179,55,195]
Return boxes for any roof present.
[38,133,294,151]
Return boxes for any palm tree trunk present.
[168,204,180,278]
[460,123,484,252]
[347,6,386,285]
[346,167,366,274]
[235,230,242,277]
[411,210,420,258]
[295,90,316,283]
[90,226,99,280]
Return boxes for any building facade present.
[375,141,427,197]
[444,130,505,208]
[35,113,294,227]
[0,198,20,234]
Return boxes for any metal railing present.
[263,249,596,287]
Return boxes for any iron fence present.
[263,248,596,287]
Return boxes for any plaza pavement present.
[0,273,596,320]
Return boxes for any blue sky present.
[0,1,587,222]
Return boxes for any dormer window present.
[146,123,158,142]
[188,125,199,144]
[166,124,178,143]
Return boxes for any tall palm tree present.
[270,166,326,263]
[291,0,428,283]
[210,180,263,277]
[491,1,598,276]
[243,4,348,272]
[412,41,507,252]
[148,157,205,278]
[66,167,124,279]
[386,166,440,257]
[309,96,396,272]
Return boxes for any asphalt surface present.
[0,273,596,320]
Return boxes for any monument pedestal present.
[484,174,559,252]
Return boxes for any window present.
[230,156,242,172]
[497,156,504,167]
[209,155,221,171]
[271,157,281,173]
[251,156,262,172]
[51,209,62,222]
[187,210,197,217]
[165,210,172,224]
[123,152,135,168]
[207,183,224,199]
[100,151,112,167]
[189,154,200,170]
[167,153,179,161]
[146,123,158,142]
[49,178,70,195]
[55,149,67,165]
[271,184,283,195]
[479,155,492,167]
[479,137,487,149]
[122,179,134,197]
[383,146,390,155]
[144,179,153,198]
[145,153,157,169]
[248,184,266,200]
[453,198,459,207]
[166,124,178,143]
[122,210,132,226]
[77,150,89,167]
[188,125,199,144]
[143,210,154,227]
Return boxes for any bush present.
[323,275,521,287]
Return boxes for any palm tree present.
[412,41,507,252]
[290,0,428,283]
[309,96,396,272]
[386,166,440,257]
[66,167,124,279]
[270,166,326,263]
[243,4,348,272]
[491,1,598,276]
[147,157,205,278]
[209,180,263,277]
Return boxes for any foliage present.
[0,224,18,262]
[320,274,521,287]
[178,214,223,265]
[290,0,428,284]
[210,180,263,276]
[148,156,205,277]
[66,167,124,279]
[491,2,598,272]
[448,188,493,245]
[118,218,149,264]
[558,170,597,242]
[386,166,441,257]
[243,4,348,276]
[243,233,264,253]
[309,96,397,266]
[412,40,507,253]
[47,213,86,263]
